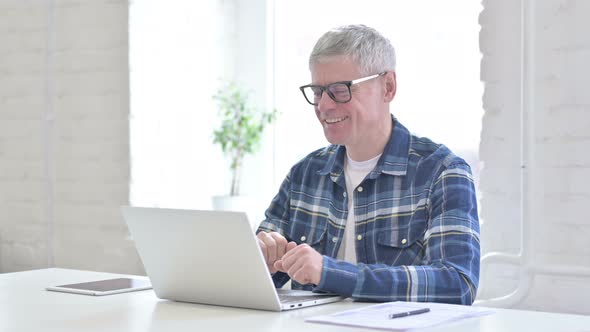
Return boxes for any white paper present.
[306,301,495,331]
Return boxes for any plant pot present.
[211,195,264,229]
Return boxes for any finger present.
[282,244,322,285]
[286,256,305,278]
[268,263,278,274]
[258,232,277,263]
[286,241,297,252]
[257,237,269,263]
[274,246,297,273]
[278,245,298,269]
[269,232,288,259]
[276,242,299,271]
[287,257,308,284]
[281,244,310,273]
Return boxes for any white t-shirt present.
[336,152,381,263]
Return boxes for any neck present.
[346,115,393,161]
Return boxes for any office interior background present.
[0,0,589,315]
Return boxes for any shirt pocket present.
[282,220,327,251]
[376,218,427,266]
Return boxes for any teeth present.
[325,117,346,124]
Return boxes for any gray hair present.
[309,24,396,75]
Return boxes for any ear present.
[383,71,397,102]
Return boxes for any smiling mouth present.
[324,116,348,124]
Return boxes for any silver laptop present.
[122,206,344,311]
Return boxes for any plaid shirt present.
[257,117,480,305]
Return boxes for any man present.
[256,25,480,305]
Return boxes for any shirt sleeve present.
[314,162,480,305]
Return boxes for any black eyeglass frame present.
[299,71,387,106]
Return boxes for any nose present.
[316,91,336,113]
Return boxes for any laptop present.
[121,206,344,311]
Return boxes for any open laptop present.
[121,206,344,311]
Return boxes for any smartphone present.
[46,277,152,296]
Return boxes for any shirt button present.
[357,235,363,241]
[401,238,407,245]
[357,186,363,192]
[300,236,306,242]
[343,192,347,197]
[332,237,338,243]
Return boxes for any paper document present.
[306,301,495,331]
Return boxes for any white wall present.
[478,0,590,315]
[0,0,142,274]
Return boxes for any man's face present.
[310,56,388,150]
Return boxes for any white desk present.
[2,268,589,332]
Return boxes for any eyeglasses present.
[299,72,387,106]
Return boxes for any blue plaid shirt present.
[257,117,480,305]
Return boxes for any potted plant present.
[211,80,277,213]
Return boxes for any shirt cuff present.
[313,256,358,297]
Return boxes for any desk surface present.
[1,268,589,332]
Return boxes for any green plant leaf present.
[211,80,279,195]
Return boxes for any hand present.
[274,244,323,286]
[256,231,296,274]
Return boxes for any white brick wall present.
[479,0,590,314]
[0,0,143,274]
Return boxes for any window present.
[129,0,483,221]
[273,0,483,189]
[129,1,237,209]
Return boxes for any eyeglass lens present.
[303,83,351,105]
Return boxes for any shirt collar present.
[317,115,410,181]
